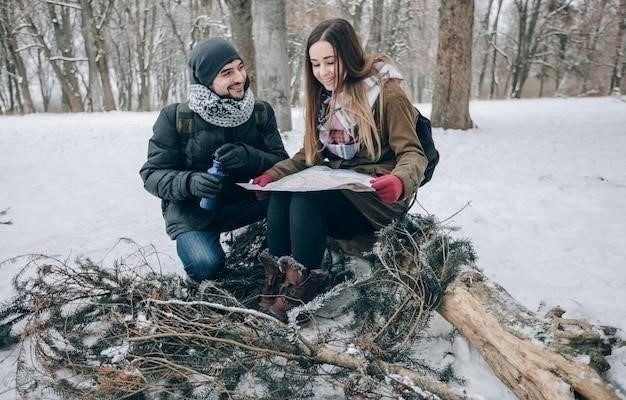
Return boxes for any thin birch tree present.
[80,0,104,111]
[0,1,35,113]
[81,0,116,111]
[610,0,626,93]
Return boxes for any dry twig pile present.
[0,215,476,399]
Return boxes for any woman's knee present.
[268,192,292,215]
[289,192,326,214]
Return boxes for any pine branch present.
[4,214,475,399]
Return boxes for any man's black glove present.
[188,172,222,198]
[214,143,249,170]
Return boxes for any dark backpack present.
[175,101,269,136]
[414,111,439,186]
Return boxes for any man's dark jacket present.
[140,101,288,239]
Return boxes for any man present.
[140,37,288,281]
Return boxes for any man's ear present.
[244,76,250,91]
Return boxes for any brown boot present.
[269,257,328,322]
[279,256,306,286]
[258,250,284,311]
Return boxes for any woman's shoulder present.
[381,81,412,110]
[381,80,407,98]
[368,57,405,95]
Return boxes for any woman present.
[253,18,428,319]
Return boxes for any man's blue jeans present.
[176,195,266,281]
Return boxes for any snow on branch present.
[49,56,88,62]
[45,0,82,10]
[0,217,475,399]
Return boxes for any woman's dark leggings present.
[267,191,374,268]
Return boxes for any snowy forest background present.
[1,0,625,119]
[2,1,626,398]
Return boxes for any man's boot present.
[258,250,284,311]
[269,256,328,322]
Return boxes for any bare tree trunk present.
[93,0,116,111]
[538,46,548,97]
[384,0,402,59]
[352,1,364,40]
[16,0,83,112]
[555,32,568,94]
[156,57,173,107]
[253,0,292,132]
[365,0,383,54]
[477,0,495,98]
[111,38,134,111]
[158,0,190,105]
[9,46,35,114]
[416,75,426,102]
[510,0,542,98]
[80,0,103,111]
[338,0,364,40]
[225,0,256,94]
[431,0,474,130]
[47,2,84,111]
[610,0,626,94]
[0,83,7,113]
[488,0,503,99]
[160,0,190,60]
[0,2,35,113]
[35,49,53,112]
[410,1,432,103]
[109,4,135,111]
[191,0,212,45]
[136,1,157,111]
[0,26,19,113]
[290,53,303,106]
[580,0,609,94]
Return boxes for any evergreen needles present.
[0,215,475,399]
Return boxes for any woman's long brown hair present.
[303,18,381,166]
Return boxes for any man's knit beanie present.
[188,37,241,87]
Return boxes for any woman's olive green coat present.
[265,83,427,228]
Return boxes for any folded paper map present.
[237,165,374,192]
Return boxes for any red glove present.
[252,173,274,187]
[370,174,404,204]
[252,173,274,201]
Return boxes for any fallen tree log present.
[335,238,623,400]
[439,268,622,400]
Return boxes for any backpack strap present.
[415,111,439,187]
[175,102,195,136]
[176,101,269,136]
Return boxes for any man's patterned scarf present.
[188,84,255,127]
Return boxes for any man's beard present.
[222,76,250,100]
[224,89,245,100]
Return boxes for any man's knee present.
[183,255,225,282]
[176,232,225,282]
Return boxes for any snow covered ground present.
[1,96,625,398]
